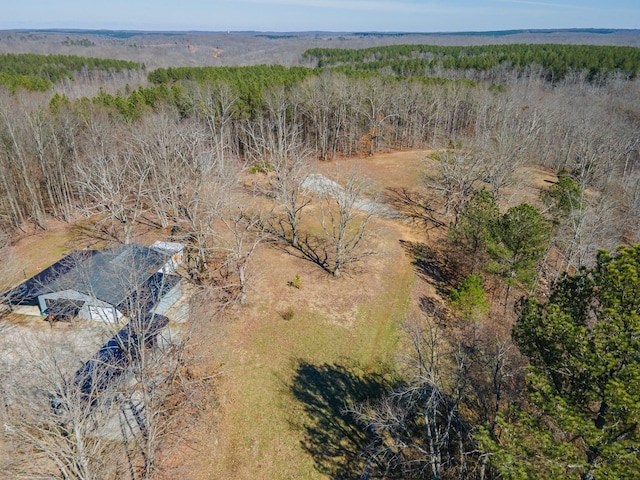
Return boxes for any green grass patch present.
[219,251,415,479]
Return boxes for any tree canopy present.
[303,43,640,81]
[541,172,584,218]
[453,187,500,269]
[512,244,640,479]
[489,203,551,289]
[0,53,141,92]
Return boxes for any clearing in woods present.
[1,150,553,479]
[175,150,441,480]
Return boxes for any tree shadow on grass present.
[289,360,394,480]
[70,219,120,247]
[418,295,450,326]
[382,187,446,232]
[263,221,333,275]
[400,240,459,296]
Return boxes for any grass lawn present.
[1,150,435,480]
[186,198,422,480]
[1,220,77,290]
[0,149,555,480]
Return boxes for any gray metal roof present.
[15,244,170,307]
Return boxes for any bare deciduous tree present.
[427,147,485,227]
[355,77,397,156]
[217,201,270,304]
[75,126,150,244]
[135,112,207,229]
[0,97,48,230]
[242,87,313,249]
[1,332,128,480]
[549,192,619,276]
[315,170,377,277]
[349,314,477,480]
[269,154,313,249]
[294,72,348,160]
[177,151,240,284]
[192,82,238,174]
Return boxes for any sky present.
[2,0,639,33]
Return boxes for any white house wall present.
[87,305,121,323]
[38,289,124,323]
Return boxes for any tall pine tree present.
[511,245,640,479]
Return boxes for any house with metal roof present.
[4,243,184,323]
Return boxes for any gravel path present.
[301,173,401,218]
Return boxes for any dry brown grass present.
[0,149,555,480]
[168,150,559,480]
[178,218,418,480]
[171,152,433,479]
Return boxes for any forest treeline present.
[146,64,315,117]
[2,53,640,296]
[0,53,142,92]
[303,43,640,81]
[4,61,638,244]
[1,44,640,479]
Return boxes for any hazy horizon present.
[3,1,639,33]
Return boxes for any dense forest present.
[303,43,640,81]
[0,53,142,91]
[0,40,640,479]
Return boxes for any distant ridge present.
[2,27,633,38]
[1,27,637,70]
[4,29,185,38]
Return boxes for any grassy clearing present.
[1,151,432,480]
[2,221,77,289]
[185,153,433,480]
[197,217,417,480]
